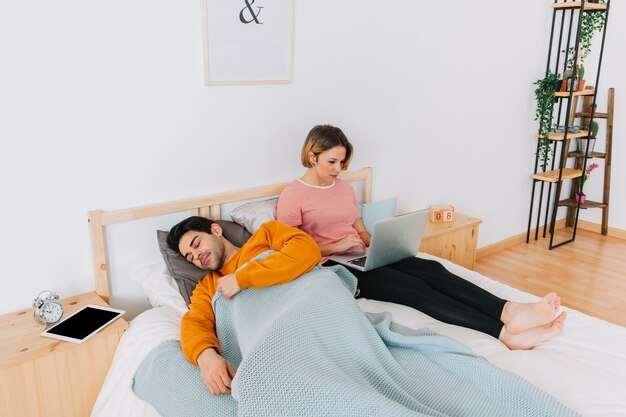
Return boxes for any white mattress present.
[91,254,626,417]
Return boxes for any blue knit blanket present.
[133,264,578,417]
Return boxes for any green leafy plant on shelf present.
[580,6,606,58]
[563,59,584,91]
[562,7,605,86]
[534,71,560,170]
[564,48,584,79]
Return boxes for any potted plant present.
[562,56,587,91]
[562,66,577,92]
[534,71,560,170]
[561,10,605,92]
[562,50,582,92]
[576,162,599,204]
[578,64,586,90]
[577,121,599,153]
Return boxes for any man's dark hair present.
[166,216,215,254]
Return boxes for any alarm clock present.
[32,290,64,326]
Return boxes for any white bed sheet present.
[91,254,626,417]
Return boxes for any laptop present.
[330,209,429,272]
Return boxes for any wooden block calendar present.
[429,205,455,223]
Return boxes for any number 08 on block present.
[428,205,455,223]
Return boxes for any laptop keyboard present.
[348,256,367,267]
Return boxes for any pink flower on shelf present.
[579,162,599,189]
[586,163,599,176]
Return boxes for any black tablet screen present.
[46,307,121,340]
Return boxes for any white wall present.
[1,0,624,316]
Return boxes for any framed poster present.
[202,0,294,85]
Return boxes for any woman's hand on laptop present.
[334,235,366,254]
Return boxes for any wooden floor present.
[475,227,626,328]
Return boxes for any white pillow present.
[229,198,278,234]
[131,262,188,313]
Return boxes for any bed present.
[89,167,626,417]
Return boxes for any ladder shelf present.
[526,0,612,248]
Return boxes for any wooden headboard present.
[87,167,373,304]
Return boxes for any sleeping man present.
[160,216,579,417]
[165,216,321,396]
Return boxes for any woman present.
[277,124,566,350]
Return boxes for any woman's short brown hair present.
[300,125,354,169]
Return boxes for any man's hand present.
[197,348,236,395]
[216,274,241,300]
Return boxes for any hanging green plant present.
[562,8,605,81]
[579,8,606,59]
[534,71,560,171]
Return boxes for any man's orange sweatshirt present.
[180,220,321,365]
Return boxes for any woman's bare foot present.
[501,292,560,334]
[548,292,561,311]
[499,311,567,350]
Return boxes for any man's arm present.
[235,220,321,290]
[181,221,319,393]
[180,277,220,365]
[197,347,236,394]
[180,277,237,394]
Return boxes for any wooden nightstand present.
[0,292,127,417]
[419,213,482,270]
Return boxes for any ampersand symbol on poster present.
[239,0,264,24]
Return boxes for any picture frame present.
[201,0,294,86]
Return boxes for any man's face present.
[178,230,226,271]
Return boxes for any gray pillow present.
[156,220,252,306]
[230,198,278,234]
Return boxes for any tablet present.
[41,304,125,344]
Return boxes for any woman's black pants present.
[327,257,506,339]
